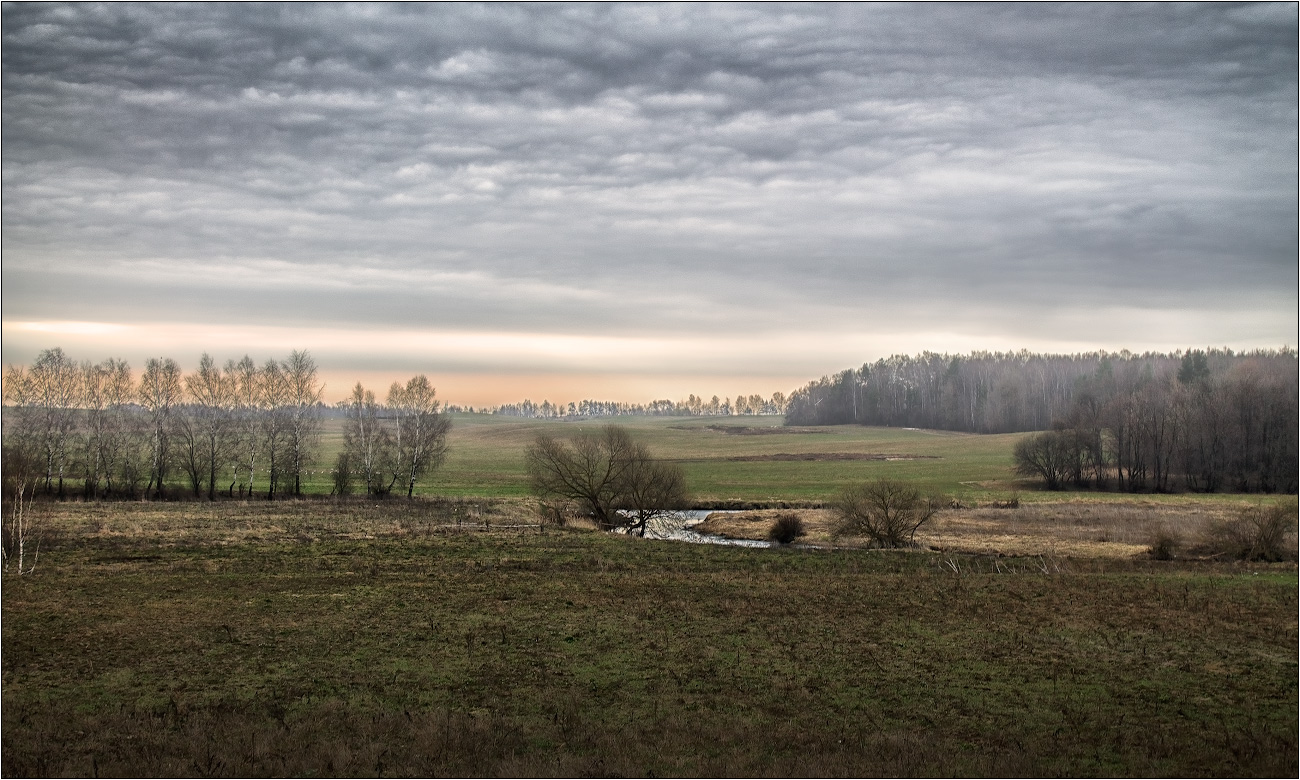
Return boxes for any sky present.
[3,3,1297,406]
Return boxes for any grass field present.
[306,414,1289,508]
[3,500,1297,777]
[301,413,1023,501]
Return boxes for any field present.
[299,413,1025,501]
[310,413,1289,508]
[4,418,1297,776]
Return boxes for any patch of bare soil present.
[666,424,832,435]
[695,501,1270,560]
[725,453,938,462]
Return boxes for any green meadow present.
[316,413,1020,501]
[307,413,1278,509]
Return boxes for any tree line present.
[1012,349,1297,493]
[2,347,450,501]
[785,348,1297,494]
[485,392,788,419]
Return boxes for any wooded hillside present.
[785,349,1298,493]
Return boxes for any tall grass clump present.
[1147,525,1181,560]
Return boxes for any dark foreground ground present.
[2,501,1297,777]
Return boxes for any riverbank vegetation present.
[3,500,1296,776]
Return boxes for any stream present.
[639,509,771,548]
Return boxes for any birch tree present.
[343,382,392,495]
[282,350,323,496]
[227,355,261,497]
[259,359,290,500]
[388,375,451,498]
[139,357,183,498]
[185,353,237,500]
[5,348,82,496]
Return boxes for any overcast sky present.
[3,3,1296,404]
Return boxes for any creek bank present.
[689,499,826,510]
[639,510,771,548]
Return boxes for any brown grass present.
[693,499,1291,560]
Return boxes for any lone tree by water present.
[525,424,688,536]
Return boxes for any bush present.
[330,452,354,496]
[833,479,941,548]
[1199,500,1298,562]
[1147,526,1181,560]
[768,512,806,544]
[1013,431,1074,490]
[536,501,572,528]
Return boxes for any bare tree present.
[525,424,688,536]
[80,360,115,498]
[85,358,137,497]
[1013,430,1074,490]
[282,350,323,496]
[343,382,393,495]
[388,375,451,498]
[4,348,82,496]
[139,357,183,498]
[185,354,237,500]
[259,359,291,500]
[227,356,260,497]
[833,478,940,548]
[2,443,42,574]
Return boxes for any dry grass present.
[693,499,1290,560]
[26,496,541,549]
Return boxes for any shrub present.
[1199,500,1298,562]
[833,479,941,548]
[768,512,806,544]
[1147,526,1181,560]
[536,501,572,528]
[1013,431,1074,490]
[330,452,354,496]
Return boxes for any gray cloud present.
[3,3,1296,369]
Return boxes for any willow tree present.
[525,424,687,536]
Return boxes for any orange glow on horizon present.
[317,370,812,408]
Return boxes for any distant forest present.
[473,393,786,419]
[786,348,1298,493]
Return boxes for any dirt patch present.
[725,453,939,462]
[667,424,832,435]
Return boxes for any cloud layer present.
[3,3,1296,399]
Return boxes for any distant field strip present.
[314,415,1289,506]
